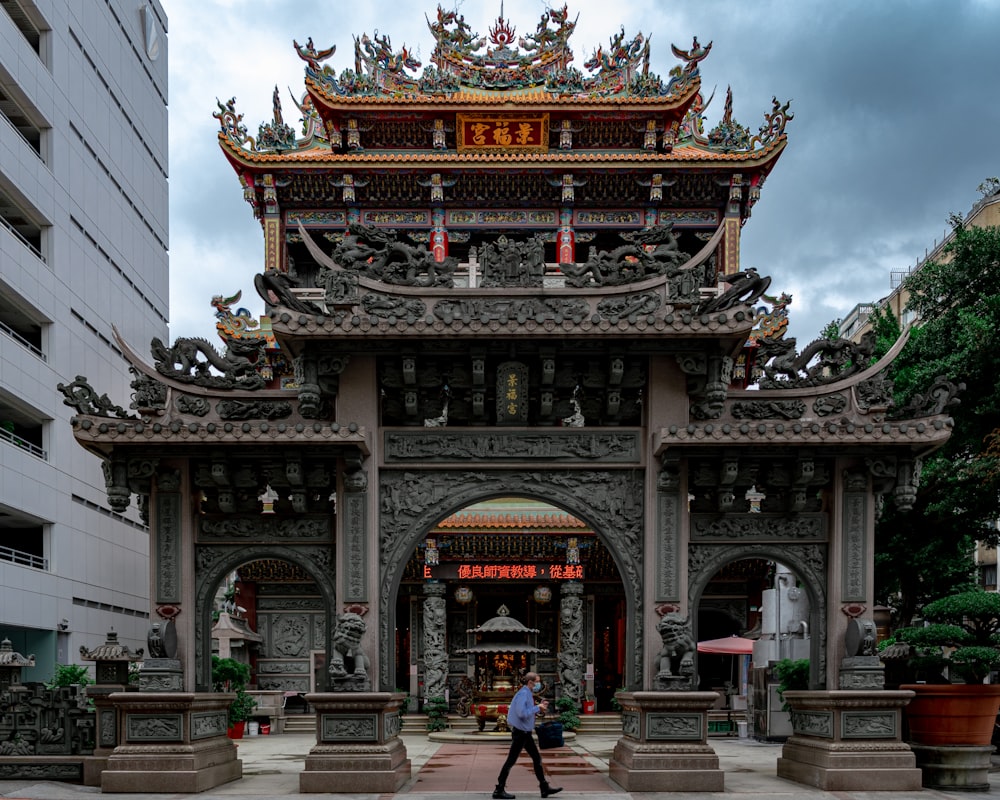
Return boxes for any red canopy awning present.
[697,636,755,655]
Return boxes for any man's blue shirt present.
[507,684,541,732]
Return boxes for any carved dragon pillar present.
[558,581,584,706]
[422,582,448,701]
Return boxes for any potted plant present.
[895,590,1000,747]
[211,656,256,738]
[555,695,581,732]
[773,657,810,711]
[424,695,449,732]
[226,688,258,739]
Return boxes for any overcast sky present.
[165,0,1000,348]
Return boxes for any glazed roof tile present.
[220,134,785,166]
[306,84,697,107]
[436,510,588,529]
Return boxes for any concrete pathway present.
[0,732,997,799]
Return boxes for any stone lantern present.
[80,629,143,687]
[80,630,143,785]
[0,637,35,691]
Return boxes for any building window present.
[981,564,997,591]
[0,505,47,570]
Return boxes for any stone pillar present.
[422,581,448,701]
[559,581,584,706]
[101,692,240,793]
[300,692,410,793]
[84,686,122,785]
[609,691,723,792]
[777,690,921,790]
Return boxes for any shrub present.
[424,695,449,732]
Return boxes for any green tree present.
[875,218,1000,626]
[820,319,842,341]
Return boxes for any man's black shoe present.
[541,786,563,798]
[492,788,515,799]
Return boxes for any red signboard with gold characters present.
[457,113,549,152]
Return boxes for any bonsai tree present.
[895,590,1000,684]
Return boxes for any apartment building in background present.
[0,0,168,677]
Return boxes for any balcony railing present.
[0,318,44,360]
[0,426,46,460]
[0,215,45,263]
[0,543,47,570]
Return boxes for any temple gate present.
[61,5,955,793]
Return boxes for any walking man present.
[493,671,563,799]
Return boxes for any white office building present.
[0,1,167,677]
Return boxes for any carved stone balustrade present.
[776,690,921,791]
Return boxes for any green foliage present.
[773,658,810,710]
[228,688,257,725]
[897,590,1000,683]
[555,695,581,731]
[424,695,449,731]
[609,688,626,712]
[819,319,842,341]
[211,656,255,726]
[211,656,250,691]
[874,214,1000,623]
[46,664,92,689]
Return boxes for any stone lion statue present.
[655,612,696,688]
[329,612,370,684]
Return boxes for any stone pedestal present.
[609,691,723,792]
[83,685,125,786]
[100,692,241,793]
[776,690,921,791]
[910,744,995,792]
[299,692,410,793]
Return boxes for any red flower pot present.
[227,721,246,740]
[901,684,1000,746]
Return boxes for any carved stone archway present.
[194,543,337,691]
[688,541,827,686]
[378,469,644,690]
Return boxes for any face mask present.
[532,683,542,693]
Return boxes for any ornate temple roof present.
[214,4,792,182]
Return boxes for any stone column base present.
[777,739,921,790]
[608,691,723,792]
[776,690,921,791]
[100,692,240,793]
[910,744,995,792]
[299,692,410,794]
[300,738,411,793]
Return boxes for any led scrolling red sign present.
[422,563,584,580]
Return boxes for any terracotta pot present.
[227,720,245,739]
[901,684,1000,746]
